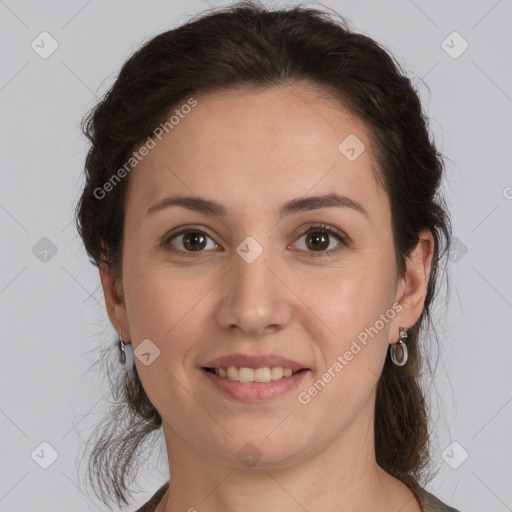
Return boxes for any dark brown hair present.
[75,1,451,508]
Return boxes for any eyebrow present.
[146,192,368,218]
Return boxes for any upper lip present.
[202,353,309,371]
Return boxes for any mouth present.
[202,366,308,383]
[200,353,311,402]
[201,365,310,402]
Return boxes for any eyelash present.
[162,223,347,258]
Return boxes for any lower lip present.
[201,368,310,403]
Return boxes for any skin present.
[100,82,433,512]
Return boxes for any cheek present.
[295,275,395,427]
[126,280,185,342]
[122,267,209,420]
[299,257,394,335]
[299,258,396,396]
[123,259,213,365]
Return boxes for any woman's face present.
[102,83,431,469]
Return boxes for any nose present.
[215,248,293,337]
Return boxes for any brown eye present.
[180,232,208,251]
[166,229,218,253]
[305,232,330,251]
[293,224,346,256]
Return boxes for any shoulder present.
[133,481,170,512]
[415,486,461,512]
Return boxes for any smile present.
[201,367,310,402]
[204,366,302,382]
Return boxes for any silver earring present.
[390,326,408,366]
[119,330,127,364]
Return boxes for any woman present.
[75,2,459,511]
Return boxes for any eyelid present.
[164,224,216,240]
[294,223,347,242]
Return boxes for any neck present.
[156,415,419,512]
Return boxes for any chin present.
[208,432,314,470]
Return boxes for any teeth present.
[271,367,283,380]
[239,367,255,382]
[213,366,298,382]
[255,367,272,382]
[227,366,238,381]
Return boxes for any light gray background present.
[1,0,511,510]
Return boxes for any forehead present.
[125,83,387,220]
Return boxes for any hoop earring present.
[390,326,408,366]
[119,330,127,365]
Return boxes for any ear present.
[99,262,131,343]
[390,228,435,342]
